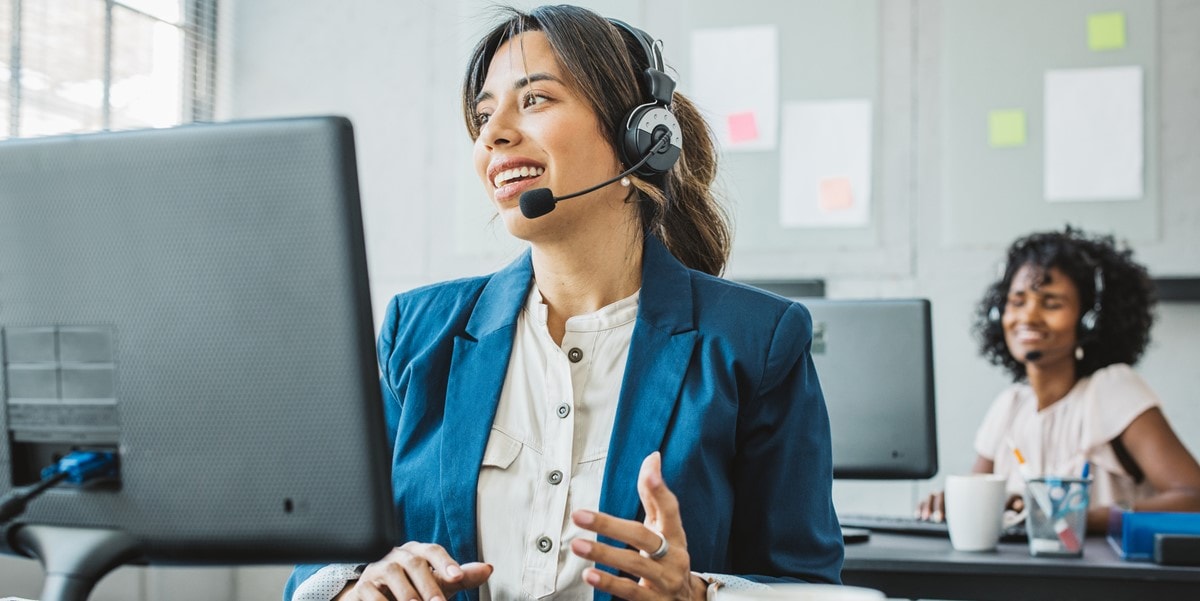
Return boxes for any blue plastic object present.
[1107,507,1200,561]
[39,451,119,485]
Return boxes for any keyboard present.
[839,513,1027,542]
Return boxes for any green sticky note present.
[988,110,1026,148]
[1088,12,1126,51]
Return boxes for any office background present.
[2,0,1198,599]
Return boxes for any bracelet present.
[707,578,724,601]
[693,573,723,601]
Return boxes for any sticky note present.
[988,110,1026,147]
[1088,12,1126,51]
[818,177,854,212]
[727,111,759,144]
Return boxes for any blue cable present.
[0,451,118,523]
[40,451,119,485]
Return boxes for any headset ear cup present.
[1080,309,1098,333]
[988,306,1001,323]
[622,104,682,177]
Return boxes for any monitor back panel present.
[0,117,396,562]
[802,298,938,479]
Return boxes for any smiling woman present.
[920,226,1200,533]
[285,4,844,601]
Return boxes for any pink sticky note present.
[727,112,759,144]
[818,177,855,212]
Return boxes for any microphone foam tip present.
[519,188,556,219]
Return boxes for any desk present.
[842,532,1200,600]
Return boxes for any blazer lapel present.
[596,236,697,555]
[440,250,532,563]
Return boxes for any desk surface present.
[842,532,1200,600]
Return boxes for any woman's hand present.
[569,452,705,601]
[335,542,493,601]
[917,491,944,522]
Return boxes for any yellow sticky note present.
[988,110,1026,148]
[1088,12,1126,51]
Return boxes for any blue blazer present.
[286,236,843,599]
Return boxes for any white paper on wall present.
[1044,66,1143,201]
[778,99,873,228]
[689,26,779,152]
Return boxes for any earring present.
[620,176,631,187]
[1075,346,1084,360]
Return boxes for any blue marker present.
[1081,461,1091,480]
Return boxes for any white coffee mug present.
[944,473,1008,552]
[719,583,884,601]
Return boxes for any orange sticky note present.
[819,177,854,212]
[727,111,759,143]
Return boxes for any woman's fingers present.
[395,542,455,601]
[570,453,695,601]
[573,535,696,599]
[346,578,393,601]
[375,562,421,601]
[581,567,656,601]
[637,452,665,527]
[570,537,659,580]
[352,544,491,601]
[636,452,684,543]
[571,509,668,559]
[450,563,494,593]
[916,491,945,521]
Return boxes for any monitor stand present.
[9,524,143,601]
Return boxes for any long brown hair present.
[462,5,731,276]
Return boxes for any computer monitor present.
[801,298,938,479]
[0,117,397,598]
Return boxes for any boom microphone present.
[519,131,670,219]
[1025,350,1043,362]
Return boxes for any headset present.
[516,18,684,219]
[607,18,682,177]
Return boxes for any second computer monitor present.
[802,298,938,479]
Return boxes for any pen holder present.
[1025,477,1090,557]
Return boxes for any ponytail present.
[632,93,731,276]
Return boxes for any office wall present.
[5,1,1196,598]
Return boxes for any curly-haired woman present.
[922,226,1200,533]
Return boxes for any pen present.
[1011,447,1053,515]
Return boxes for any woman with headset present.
[920,226,1200,533]
[286,5,842,601]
